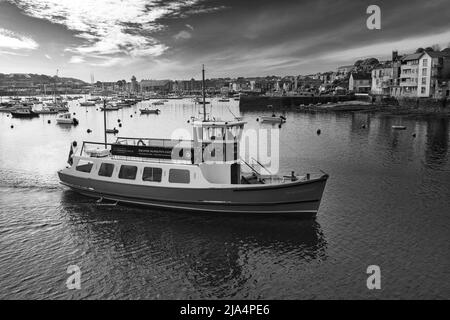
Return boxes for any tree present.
[415,47,425,53]
[432,44,441,52]
[354,60,364,67]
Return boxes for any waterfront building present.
[417,51,450,97]
[140,80,172,94]
[399,53,422,97]
[349,73,372,93]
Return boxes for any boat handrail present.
[240,159,262,178]
[115,137,194,146]
[250,157,273,176]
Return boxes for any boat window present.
[169,169,190,184]
[75,160,94,173]
[98,163,114,177]
[118,165,138,180]
[142,167,162,182]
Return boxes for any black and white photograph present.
[0,0,449,304]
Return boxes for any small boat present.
[218,98,230,102]
[80,101,96,107]
[35,106,59,114]
[10,108,39,118]
[258,115,286,124]
[56,105,69,112]
[100,105,120,111]
[392,125,407,130]
[116,102,132,108]
[140,108,160,114]
[56,112,78,125]
[106,128,119,134]
[152,101,165,106]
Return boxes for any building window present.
[76,160,94,173]
[422,68,427,75]
[422,77,426,85]
[423,59,428,66]
[98,163,114,177]
[142,167,162,182]
[169,169,190,184]
[421,87,426,94]
[118,165,138,180]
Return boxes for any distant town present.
[1,45,450,100]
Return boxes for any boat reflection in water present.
[59,191,327,299]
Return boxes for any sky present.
[0,0,450,82]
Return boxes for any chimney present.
[392,51,398,61]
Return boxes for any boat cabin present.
[77,120,247,185]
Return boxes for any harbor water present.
[0,99,449,299]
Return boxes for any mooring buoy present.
[87,129,92,133]
[317,129,321,135]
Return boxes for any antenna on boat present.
[202,64,206,121]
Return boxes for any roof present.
[401,53,423,61]
[422,50,450,58]
[140,80,171,86]
[350,73,371,80]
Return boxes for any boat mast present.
[202,64,206,121]
[54,69,58,105]
[103,99,107,148]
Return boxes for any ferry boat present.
[58,67,328,216]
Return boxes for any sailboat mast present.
[202,64,206,121]
[103,99,107,148]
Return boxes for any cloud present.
[45,54,52,60]
[320,29,450,63]
[7,0,224,65]
[186,24,194,30]
[0,28,38,50]
[69,55,85,63]
[174,30,192,40]
[0,50,29,56]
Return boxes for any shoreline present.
[296,101,450,117]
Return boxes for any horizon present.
[1,0,450,82]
